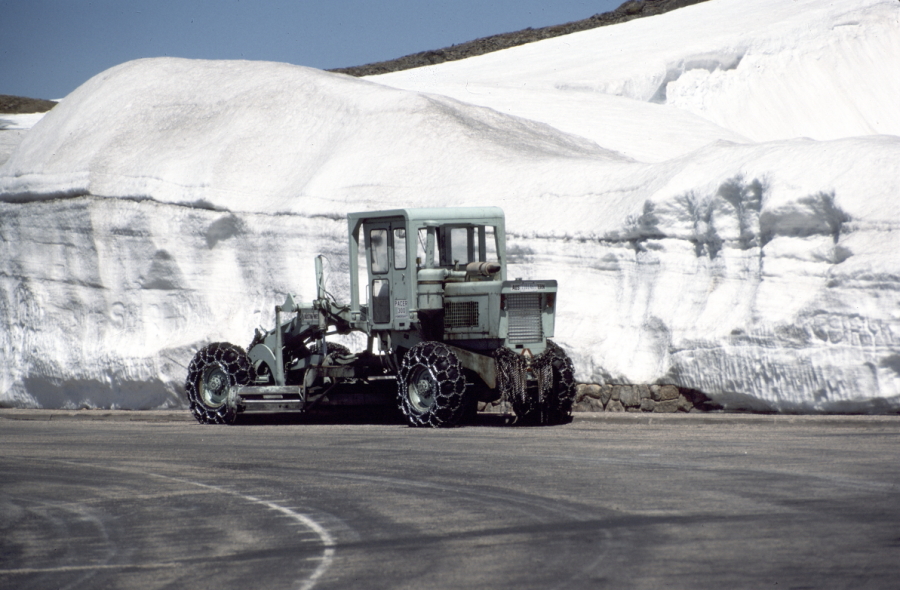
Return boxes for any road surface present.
[2,410,899,589]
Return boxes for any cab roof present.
[347,207,505,234]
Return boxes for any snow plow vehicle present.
[185,207,575,427]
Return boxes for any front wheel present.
[185,342,255,424]
[398,342,467,427]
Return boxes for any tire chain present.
[398,342,467,427]
[542,340,577,424]
[185,342,256,425]
[493,340,575,425]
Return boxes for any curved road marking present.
[8,460,337,590]
[165,478,337,590]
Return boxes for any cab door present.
[364,220,410,330]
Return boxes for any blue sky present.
[2,0,622,100]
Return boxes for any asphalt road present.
[2,411,899,589]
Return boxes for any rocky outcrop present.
[0,95,56,115]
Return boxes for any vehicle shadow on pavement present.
[234,408,561,427]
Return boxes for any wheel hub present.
[200,366,229,407]
[408,368,437,412]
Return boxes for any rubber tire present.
[185,342,255,424]
[398,342,467,427]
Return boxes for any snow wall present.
[2,0,899,412]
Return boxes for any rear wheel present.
[185,342,254,424]
[538,340,576,425]
[495,340,575,426]
[398,342,467,427]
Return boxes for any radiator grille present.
[507,293,543,342]
[445,301,479,328]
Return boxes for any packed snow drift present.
[2,0,899,411]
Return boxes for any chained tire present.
[539,340,576,425]
[495,340,575,426]
[398,341,468,427]
[185,342,255,425]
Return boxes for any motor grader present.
[185,207,575,427]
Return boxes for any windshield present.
[417,224,499,268]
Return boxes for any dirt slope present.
[331,0,709,77]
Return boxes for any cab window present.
[369,229,388,274]
[393,228,407,270]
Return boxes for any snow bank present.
[1,58,622,212]
[373,0,900,156]
[2,0,899,411]
[0,113,47,166]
